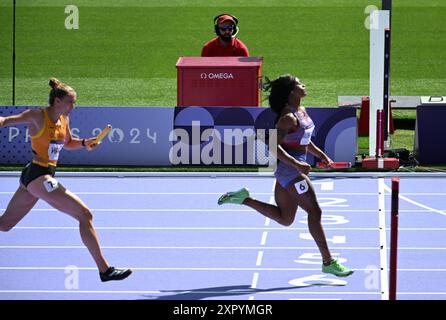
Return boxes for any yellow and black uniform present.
[20,108,68,187]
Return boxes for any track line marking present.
[0,191,385,195]
[260,232,268,246]
[0,208,256,212]
[0,290,382,295]
[250,272,259,289]
[12,226,446,231]
[11,226,344,230]
[383,184,446,217]
[320,182,334,191]
[290,298,341,300]
[378,178,389,300]
[9,208,445,213]
[251,188,275,293]
[0,267,390,271]
[2,245,445,250]
[1,266,444,271]
[256,251,264,266]
[0,289,441,296]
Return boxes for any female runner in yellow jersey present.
[0,78,131,282]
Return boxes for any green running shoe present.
[218,188,250,205]
[322,259,354,277]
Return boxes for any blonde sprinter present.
[0,78,131,282]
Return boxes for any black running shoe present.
[100,267,132,282]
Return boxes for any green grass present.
[358,129,415,155]
[1,0,446,161]
[1,0,445,107]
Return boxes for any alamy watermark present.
[364,265,380,290]
[169,121,278,170]
[64,265,79,290]
[364,5,379,30]
[65,5,79,30]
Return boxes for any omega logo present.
[200,72,234,80]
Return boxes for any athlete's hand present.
[296,161,311,175]
[320,155,334,168]
[83,138,100,151]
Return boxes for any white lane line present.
[378,178,389,300]
[320,182,334,191]
[14,267,446,271]
[0,191,385,195]
[0,290,165,294]
[385,209,446,212]
[397,193,446,196]
[256,251,264,266]
[0,290,382,295]
[8,208,445,213]
[250,272,259,289]
[12,226,446,231]
[0,192,246,195]
[256,291,446,295]
[250,189,275,298]
[260,231,268,246]
[290,298,341,300]
[16,208,446,213]
[383,184,446,217]
[0,208,257,212]
[1,246,445,250]
[0,290,442,296]
[396,292,446,295]
[0,267,366,271]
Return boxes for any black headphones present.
[213,13,239,37]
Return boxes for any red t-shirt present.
[201,37,249,57]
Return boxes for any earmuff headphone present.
[213,13,239,37]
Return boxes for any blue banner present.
[172,106,357,166]
[0,106,357,166]
[0,106,174,165]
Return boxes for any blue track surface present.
[1,174,445,300]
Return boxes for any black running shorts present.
[20,162,56,187]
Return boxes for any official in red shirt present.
[201,14,249,57]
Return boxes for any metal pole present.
[389,176,399,300]
[382,0,392,14]
[382,0,392,148]
[12,0,16,106]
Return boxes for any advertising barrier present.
[415,104,446,165]
[1,106,356,166]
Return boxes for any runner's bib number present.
[48,141,64,161]
[300,127,314,145]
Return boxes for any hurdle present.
[389,176,400,300]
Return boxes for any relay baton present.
[316,161,351,169]
[93,124,112,145]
